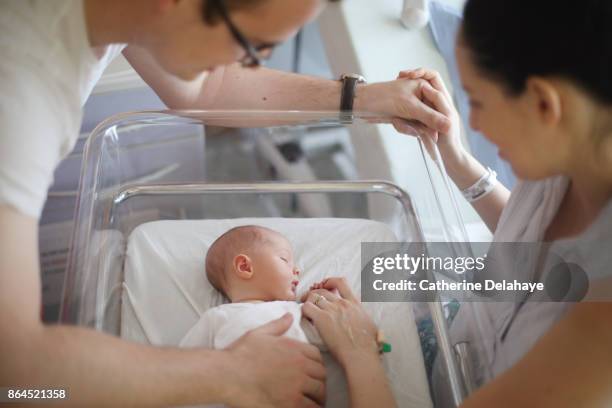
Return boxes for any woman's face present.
[455,42,570,180]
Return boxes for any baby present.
[180,225,322,350]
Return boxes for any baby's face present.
[249,231,300,301]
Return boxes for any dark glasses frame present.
[207,0,276,68]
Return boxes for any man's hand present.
[355,77,452,134]
[224,313,326,408]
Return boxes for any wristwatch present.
[339,73,366,121]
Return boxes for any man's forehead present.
[233,0,322,44]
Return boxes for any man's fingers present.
[252,313,293,336]
[398,68,452,99]
[300,396,322,408]
[397,68,425,79]
[304,358,327,381]
[303,378,326,407]
[421,81,453,116]
[321,277,358,302]
[422,70,451,97]
[296,338,325,364]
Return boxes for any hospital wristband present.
[461,167,497,203]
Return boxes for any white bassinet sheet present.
[121,218,432,407]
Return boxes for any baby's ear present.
[233,254,253,279]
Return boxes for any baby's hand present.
[303,278,340,299]
[309,280,325,290]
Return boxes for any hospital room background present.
[39,1,514,406]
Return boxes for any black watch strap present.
[339,74,366,119]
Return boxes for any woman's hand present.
[301,278,378,366]
[301,278,398,408]
[393,68,468,171]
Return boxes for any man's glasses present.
[208,0,276,68]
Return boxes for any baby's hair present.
[205,225,278,297]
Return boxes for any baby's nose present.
[293,268,300,276]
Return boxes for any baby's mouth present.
[291,280,299,293]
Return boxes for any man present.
[0,0,449,406]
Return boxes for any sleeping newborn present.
[180,225,322,350]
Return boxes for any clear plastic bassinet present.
[60,110,487,407]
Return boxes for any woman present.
[302,0,612,406]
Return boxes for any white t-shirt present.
[0,0,124,218]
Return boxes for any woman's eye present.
[469,99,482,109]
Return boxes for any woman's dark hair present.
[203,0,340,25]
[462,0,612,104]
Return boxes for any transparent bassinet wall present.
[61,110,484,406]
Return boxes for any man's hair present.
[202,0,340,25]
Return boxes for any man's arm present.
[123,46,451,132]
[0,205,326,407]
[0,205,234,406]
[462,302,612,407]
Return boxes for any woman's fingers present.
[300,285,334,302]
[391,118,439,143]
[302,300,324,322]
[305,290,337,311]
[322,277,359,302]
[391,117,420,136]
[408,105,450,135]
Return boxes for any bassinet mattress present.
[121,217,432,407]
